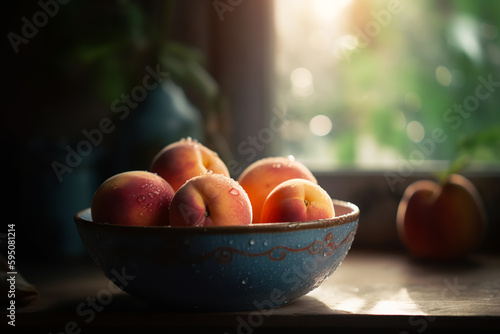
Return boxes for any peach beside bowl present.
[74,200,359,311]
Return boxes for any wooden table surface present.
[11,250,500,333]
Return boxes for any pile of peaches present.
[91,137,335,226]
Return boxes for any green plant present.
[43,0,228,157]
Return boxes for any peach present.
[260,178,335,223]
[150,137,230,191]
[169,173,252,226]
[237,156,317,223]
[397,174,487,260]
[91,171,174,226]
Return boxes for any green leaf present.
[436,125,500,183]
[458,125,500,156]
[437,154,471,184]
[160,42,219,102]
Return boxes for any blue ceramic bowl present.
[74,200,359,311]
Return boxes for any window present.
[273,0,500,171]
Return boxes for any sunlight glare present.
[313,0,353,22]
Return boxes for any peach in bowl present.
[74,200,359,311]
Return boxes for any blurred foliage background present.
[274,0,500,170]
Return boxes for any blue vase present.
[115,80,204,172]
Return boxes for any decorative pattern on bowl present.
[199,230,356,264]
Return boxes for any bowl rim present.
[74,199,359,235]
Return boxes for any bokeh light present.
[435,66,452,87]
[310,115,332,136]
[406,121,425,143]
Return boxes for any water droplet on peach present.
[229,188,240,196]
[137,195,146,203]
